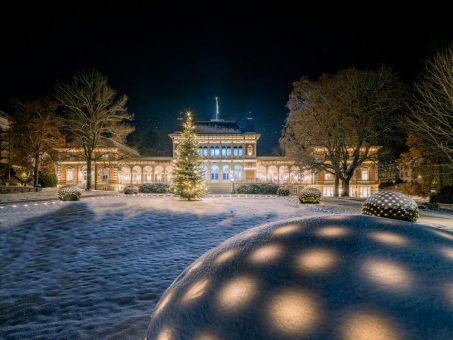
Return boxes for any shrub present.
[236,183,279,195]
[39,173,57,188]
[430,186,453,204]
[299,187,321,204]
[362,190,419,222]
[277,187,291,196]
[124,185,139,194]
[139,183,170,193]
[58,185,82,201]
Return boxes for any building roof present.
[195,121,244,134]
[98,137,140,156]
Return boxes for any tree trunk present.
[334,174,340,197]
[33,152,40,187]
[86,154,92,190]
[94,159,97,190]
[341,177,351,197]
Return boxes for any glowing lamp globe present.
[146,215,452,339]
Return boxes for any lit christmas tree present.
[171,111,206,200]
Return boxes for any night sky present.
[1,5,452,154]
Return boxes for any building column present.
[130,165,133,184]
[141,166,144,184]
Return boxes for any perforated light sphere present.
[299,187,322,204]
[146,215,453,340]
[362,191,419,222]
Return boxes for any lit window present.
[211,165,219,180]
[223,165,230,180]
[238,146,243,156]
[215,146,220,156]
[198,147,203,156]
[361,168,369,181]
[323,186,334,197]
[359,187,370,197]
[221,146,227,156]
[226,146,232,156]
[102,168,109,182]
[203,146,208,156]
[67,154,75,161]
[233,146,238,156]
[234,165,242,180]
[200,164,208,180]
[66,168,73,182]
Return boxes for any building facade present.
[56,117,379,197]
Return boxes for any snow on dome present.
[146,215,453,339]
[362,191,419,222]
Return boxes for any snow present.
[147,215,453,339]
[0,195,348,339]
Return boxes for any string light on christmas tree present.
[171,111,206,200]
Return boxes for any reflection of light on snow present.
[432,229,453,241]
[315,226,351,238]
[187,260,203,273]
[214,249,239,265]
[182,278,210,303]
[368,231,409,246]
[193,330,221,340]
[443,283,453,306]
[216,275,258,313]
[340,310,402,340]
[157,325,173,340]
[295,248,338,274]
[272,224,301,236]
[153,291,174,317]
[249,244,284,264]
[439,246,453,261]
[239,229,260,240]
[361,259,413,292]
[267,288,319,336]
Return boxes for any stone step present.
[207,182,232,194]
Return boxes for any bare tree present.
[281,67,403,196]
[12,97,64,186]
[55,69,134,190]
[280,74,344,195]
[409,46,453,165]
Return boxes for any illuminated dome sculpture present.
[362,191,419,222]
[146,215,453,339]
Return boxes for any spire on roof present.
[212,96,223,121]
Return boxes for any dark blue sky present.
[1,4,452,154]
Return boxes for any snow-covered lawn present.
[0,195,349,339]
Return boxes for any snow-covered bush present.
[57,185,82,201]
[362,190,419,222]
[123,185,139,195]
[299,187,321,203]
[139,183,170,193]
[277,186,291,196]
[236,183,278,195]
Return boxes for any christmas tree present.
[172,111,206,200]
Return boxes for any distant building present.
[56,105,378,196]
[0,111,12,166]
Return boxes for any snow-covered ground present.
[1,195,352,339]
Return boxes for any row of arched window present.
[199,164,243,181]
[198,146,244,157]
